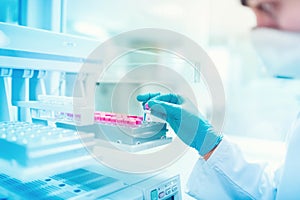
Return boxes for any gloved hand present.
[137,93,222,156]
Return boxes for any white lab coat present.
[186,113,300,200]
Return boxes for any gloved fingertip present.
[136,92,160,101]
[136,94,144,101]
[152,92,161,97]
[147,99,157,107]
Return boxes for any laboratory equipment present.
[0,168,181,200]
[0,168,126,200]
[144,103,152,122]
[93,111,169,147]
[23,92,171,151]
[0,22,182,199]
[99,173,181,200]
[0,121,95,180]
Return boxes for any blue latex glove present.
[137,93,222,156]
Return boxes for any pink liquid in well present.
[94,111,143,126]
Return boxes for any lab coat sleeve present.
[186,137,277,200]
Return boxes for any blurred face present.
[242,0,300,32]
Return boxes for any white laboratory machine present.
[0,23,182,200]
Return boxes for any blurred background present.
[1,0,300,142]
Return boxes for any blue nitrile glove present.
[137,92,161,108]
[136,93,222,156]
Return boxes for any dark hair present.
[241,0,248,6]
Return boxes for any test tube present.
[110,117,117,124]
[74,114,81,122]
[136,119,142,125]
[143,103,152,122]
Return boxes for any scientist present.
[137,0,300,199]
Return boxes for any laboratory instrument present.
[0,23,181,200]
